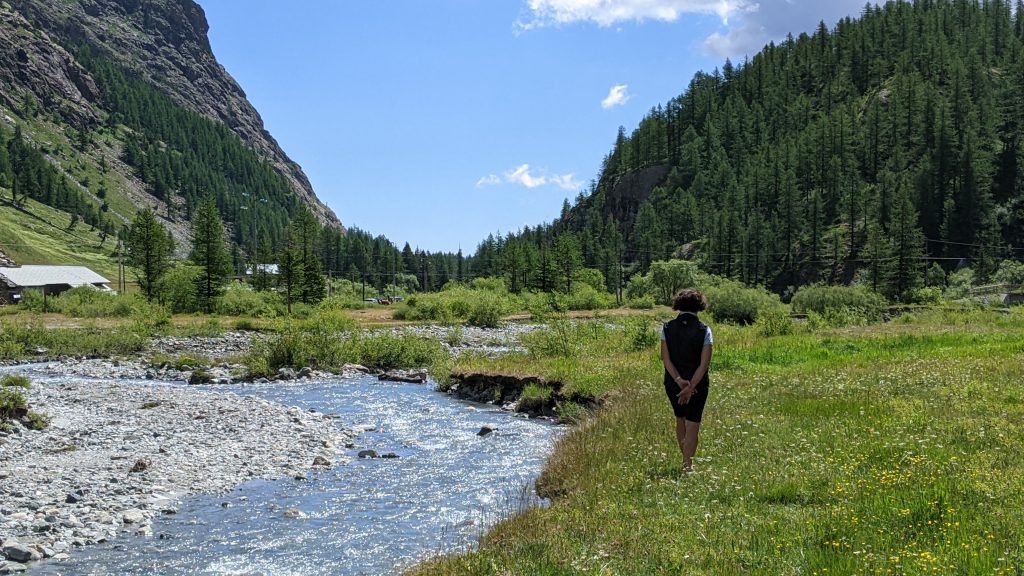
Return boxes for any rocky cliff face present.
[3,0,340,228]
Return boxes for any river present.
[17,374,561,575]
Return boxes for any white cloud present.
[551,173,584,191]
[506,164,548,188]
[475,174,502,188]
[476,164,583,191]
[601,84,631,109]
[700,0,867,58]
[519,0,756,30]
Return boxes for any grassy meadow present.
[413,307,1024,575]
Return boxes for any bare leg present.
[682,420,701,471]
[674,417,687,464]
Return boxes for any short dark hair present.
[672,288,708,312]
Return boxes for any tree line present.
[467,0,1024,302]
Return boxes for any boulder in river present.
[357,450,378,459]
[477,425,496,437]
[312,455,331,467]
[2,542,40,563]
[378,369,428,384]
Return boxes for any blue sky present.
[200,0,866,253]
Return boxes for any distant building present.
[244,263,280,276]
[0,265,112,305]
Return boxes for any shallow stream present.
[24,375,561,575]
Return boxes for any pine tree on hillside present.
[125,208,174,300]
[190,197,232,313]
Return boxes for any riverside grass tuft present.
[412,308,1024,575]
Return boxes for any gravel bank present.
[0,375,352,570]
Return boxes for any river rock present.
[312,455,331,467]
[298,367,313,378]
[1,543,38,563]
[357,450,378,459]
[0,560,28,574]
[380,452,399,459]
[277,367,297,381]
[477,425,496,437]
[120,509,146,525]
[378,369,428,384]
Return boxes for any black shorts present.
[664,382,709,423]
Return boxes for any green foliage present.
[467,292,505,328]
[125,208,174,300]
[190,196,232,313]
[791,285,888,322]
[944,268,976,299]
[993,260,1024,286]
[247,323,447,375]
[925,263,947,288]
[216,283,283,318]
[704,278,784,325]
[0,388,27,418]
[754,307,795,337]
[517,383,553,413]
[621,316,659,352]
[648,259,700,304]
[0,320,146,360]
[23,411,49,430]
[444,325,464,347]
[79,53,298,250]
[908,286,944,305]
[156,263,202,314]
[0,374,31,389]
[20,286,169,320]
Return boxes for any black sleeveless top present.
[663,313,710,390]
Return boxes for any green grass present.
[412,308,1024,575]
[0,194,120,280]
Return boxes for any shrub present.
[156,264,202,314]
[518,383,553,413]
[217,283,283,317]
[621,316,659,352]
[24,411,49,430]
[470,277,508,293]
[993,260,1024,286]
[468,292,506,328]
[754,307,795,337]
[945,268,976,300]
[705,279,784,325]
[317,295,368,311]
[247,328,448,374]
[563,284,616,311]
[444,325,464,347]
[0,388,28,419]
[555,401,588,424]
[791,285,887,322]
[626,295,655,309]
[0,374,32,389]
[908,286,943,305]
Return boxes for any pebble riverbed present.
[0,323,549,573]
[0,372,352,573]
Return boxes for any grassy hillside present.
[0,192,120,280]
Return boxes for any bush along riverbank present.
[411,308,1024,575]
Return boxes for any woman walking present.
[660,289,713,472]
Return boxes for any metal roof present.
[0,266,110,288]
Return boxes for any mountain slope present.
[0,0,339,268]
[487,0,1024,300]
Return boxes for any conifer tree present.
[125,208,174,300]
[190,196,232,313]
